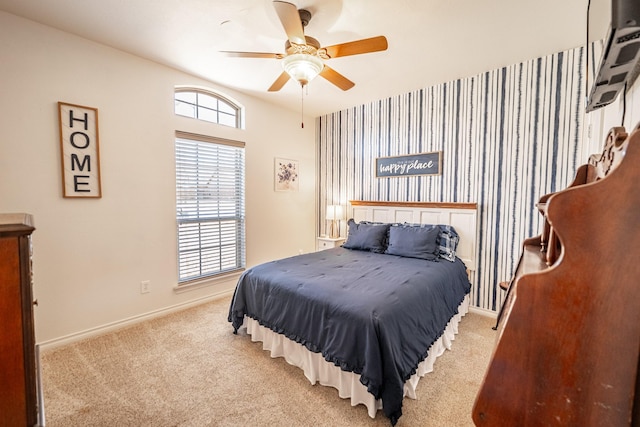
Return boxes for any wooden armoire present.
[473,124,640,425]
[0,214,40,426]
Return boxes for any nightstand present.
[316,236,346,251]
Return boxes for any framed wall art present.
[274,157,299,192]
[58,102,102,198]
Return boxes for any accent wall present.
[317,45,606,312]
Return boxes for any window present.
[175,89,241,128]
[175,131,245,283]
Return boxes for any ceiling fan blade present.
[273,1,306,45]
[322,36,388,59]
[268,71,291,92]
[319,66,355,91]
[220,51,284,59]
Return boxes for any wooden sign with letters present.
[376,151,442,178]
[58,102,102,198]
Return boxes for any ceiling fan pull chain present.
[301,85,304,128]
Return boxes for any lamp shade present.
[282,54,324,87]
[326,204,345,220]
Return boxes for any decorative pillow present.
[342,219,390,253]
[358,220,390,248]
[385,224,439,260]
[437,225,460,262]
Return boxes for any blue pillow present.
[385,224,439,260]
[343,219,390,253]
[391,222,460,262]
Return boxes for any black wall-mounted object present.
[586,0,640,112]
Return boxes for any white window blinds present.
[175,132,245,282]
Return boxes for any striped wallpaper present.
[317,45,601,312]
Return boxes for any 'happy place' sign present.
[376,151,442,177]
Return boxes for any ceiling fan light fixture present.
[282,54,324,87]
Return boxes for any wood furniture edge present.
[0,214,35,237]
[0,215,38,425]
[474,123,640,425]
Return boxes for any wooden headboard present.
[350,201,478,272]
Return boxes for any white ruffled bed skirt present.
[242,294,470,418]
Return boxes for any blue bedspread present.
[228,247,471,424]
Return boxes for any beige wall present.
[0,11,316,345]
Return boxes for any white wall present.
[0,11,316,345]
[584,35,640,150]
[589,81,640,140]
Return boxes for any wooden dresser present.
[473,125,640,426]
[0,214,39,426]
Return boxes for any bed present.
[228,201,477,425]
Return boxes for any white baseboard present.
[469,305,498,318]
[38,289,235,351]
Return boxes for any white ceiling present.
[0,0,609,117]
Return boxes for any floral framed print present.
[274,157,299,192]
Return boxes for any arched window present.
[174,88,241,128]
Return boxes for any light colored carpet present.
[40,296,496,426]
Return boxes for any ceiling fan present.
[221,1,388,92]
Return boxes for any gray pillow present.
[342,219,390,253]
[385,224,439,260]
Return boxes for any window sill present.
[173,269,244,294]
